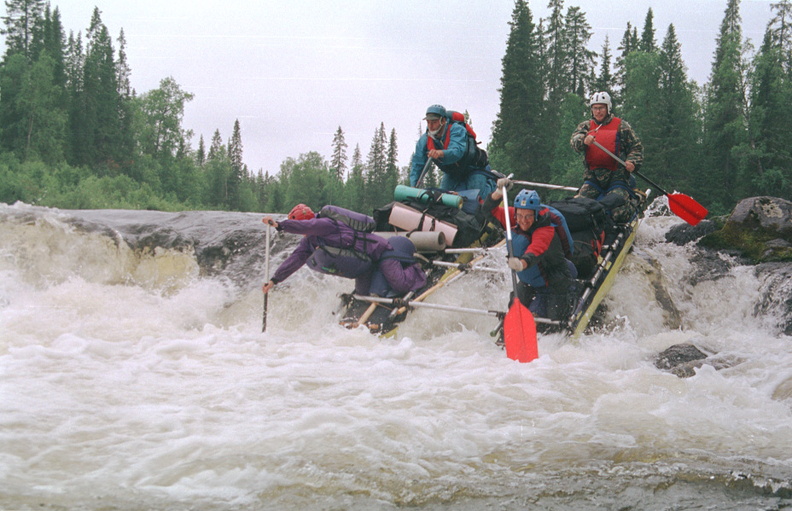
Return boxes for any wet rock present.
[629,250,683,329]
[730,196,792,234]
[686,250,743,285]
[755,262,792,335]
[665,218,719,245]
[699,197,792,264]
[654,343,709,378]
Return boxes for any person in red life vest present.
[570,91,644,224]
[484,181,577,321]
[409,104,496,200]
[261,205,425,297]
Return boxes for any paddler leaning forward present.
[261,204,427,298]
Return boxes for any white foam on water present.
[1,203,791,510]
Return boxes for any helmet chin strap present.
[428,120,446,138]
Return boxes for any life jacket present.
[427,111,489,177]
[511,234,547,287]
[510,212,570,287]
[541,204,574,258]
[585,117,621,171]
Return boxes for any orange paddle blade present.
[503,297,538,363]
[667,193,708,226]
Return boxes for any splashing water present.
[1,202,790,510]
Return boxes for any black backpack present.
[548,197,607,280]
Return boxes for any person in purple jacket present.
[261,204,426,297]
[367,236,427,297]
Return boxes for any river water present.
[1,201,790,510]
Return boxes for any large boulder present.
[730,196,792,234]
[699,196,792,264]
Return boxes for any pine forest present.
[1,0,791,216]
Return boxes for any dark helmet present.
[287,204,315,221]
[424,104,447,121]
[514,189,541,211]
[385,236,417,262]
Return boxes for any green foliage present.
[0,0,790,220]
[700,0,750,211]
[490,0,550,181]
[699,220,792,263]
[551,93,588,186]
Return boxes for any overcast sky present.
[9,0,777,175]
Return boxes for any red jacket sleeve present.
[524,225,554,257]
[489,204,514,229]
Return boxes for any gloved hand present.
[496,177,513,191]
[508,257,525,272]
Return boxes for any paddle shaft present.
[511,179,579,192]
[415,158,434,188]
[351,294,562,325]
[429,259,502,273]
[590,139,707,226]
[501,185,519,293]
[590,140,669,196]
[262,224,271,333]
[352,294,502,318]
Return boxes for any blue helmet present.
[514,189,541,211]
[424,104,447,120]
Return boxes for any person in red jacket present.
[570,91,644,224]
[484,181,576,320]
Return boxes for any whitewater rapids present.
[0,201,790,510]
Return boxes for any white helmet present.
[590,91,612,115]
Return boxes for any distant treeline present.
[0,0,790,215]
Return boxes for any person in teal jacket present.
[409,104,496,200]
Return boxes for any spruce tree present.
[76,8,124,169]
[41,6,66,90]
[490,0,549,181]
[743,2,792,198]
[227,119,244,210]
[330,125,348,180]
[640,8,657,53]
[592,36,614,96]
[364,123,389,210]
[544,0,568,103]
[655,24,702,191]
[196,135,206,166]
[1,0,45,62]
[385,128,400,192]
[205,129,228,206]
[344,144,365,206]
[701,0,750,211]
[614,22,639,100]
[565,6,595,96]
